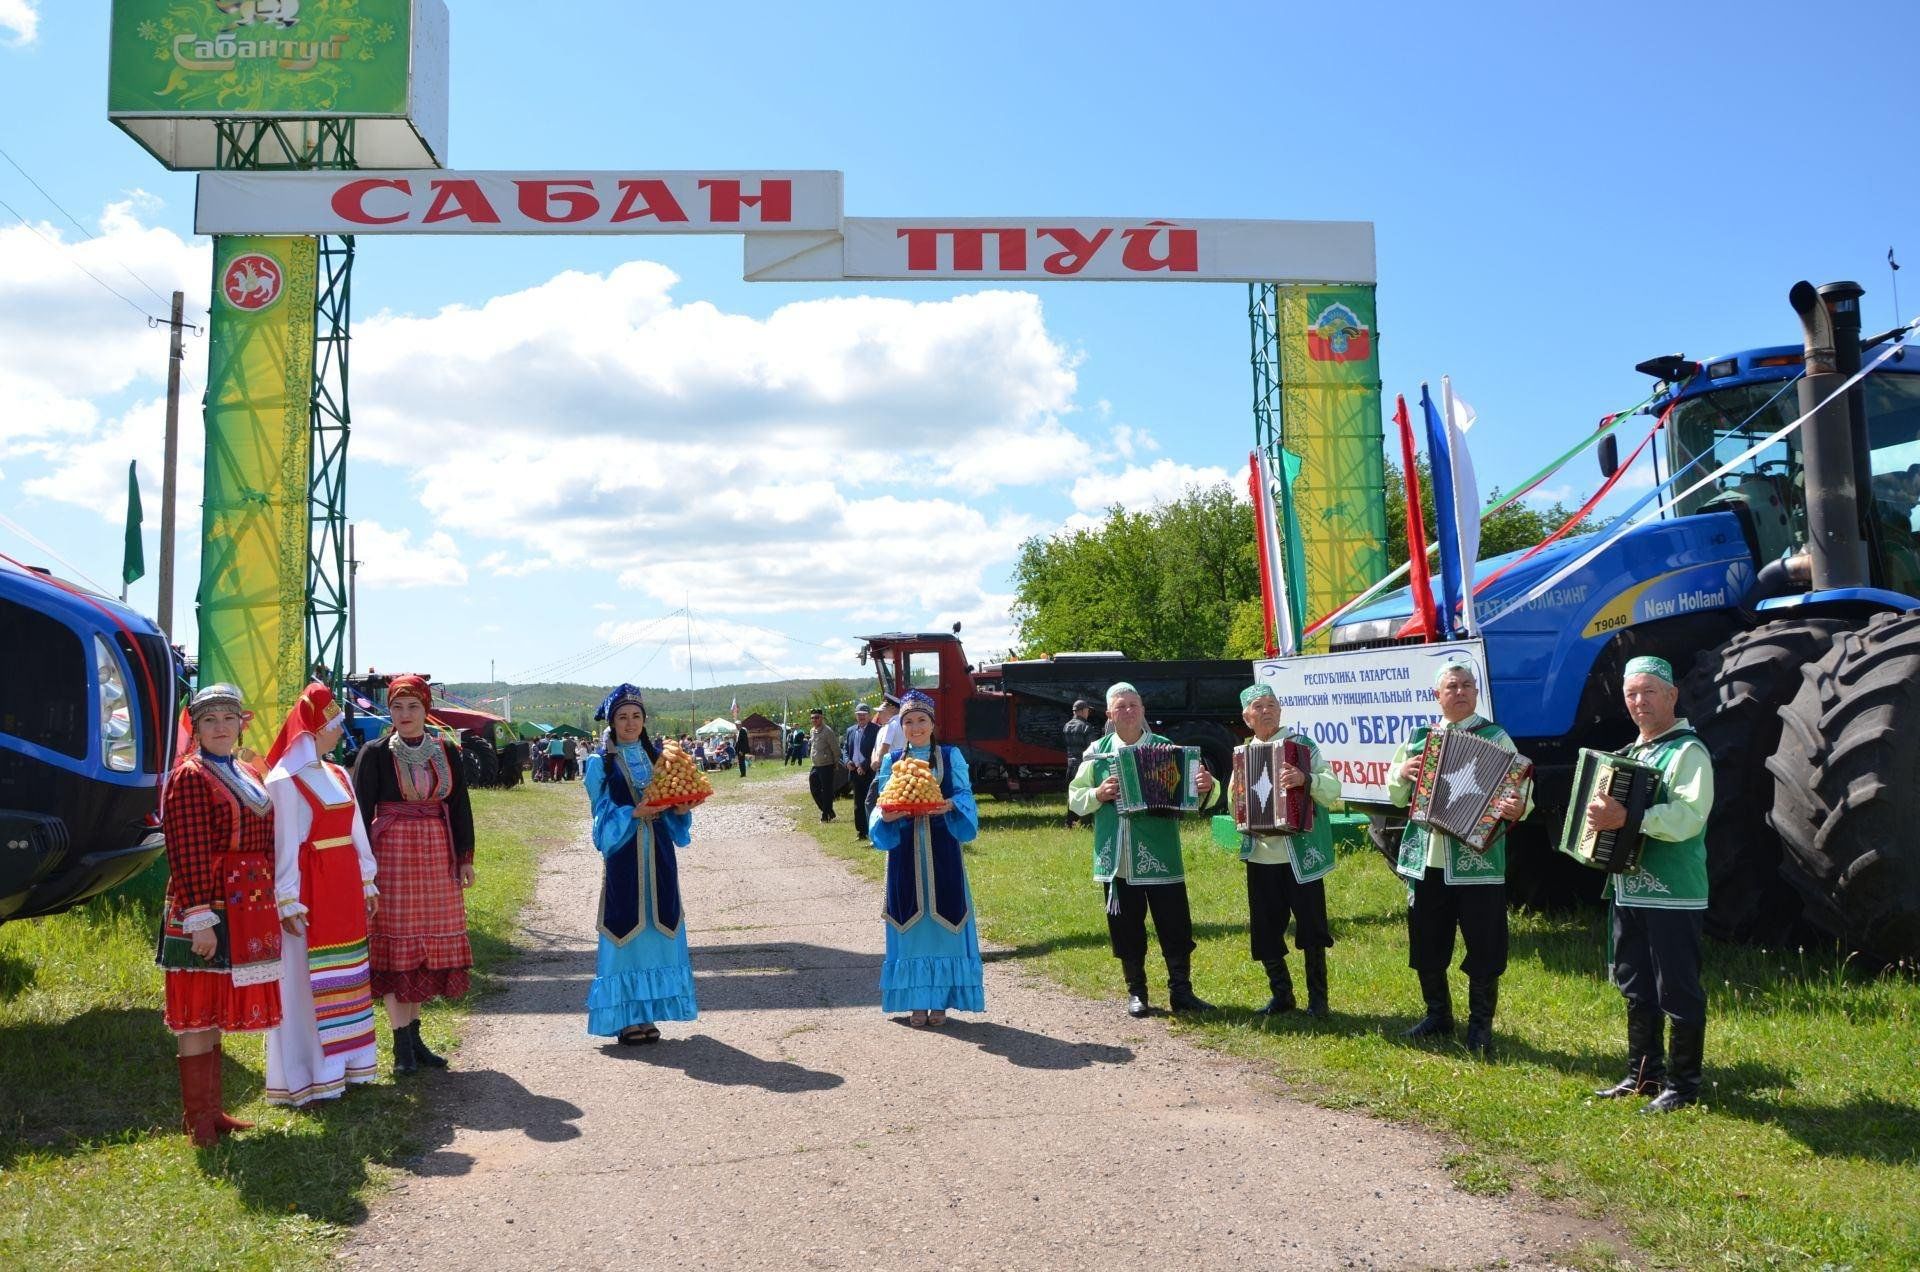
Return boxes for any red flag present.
[1393,394,1440,641]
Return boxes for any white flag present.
[1442,376,1482,637]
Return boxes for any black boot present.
[1643,1019,1704,1114]
[1402,967,1454,1038]
[407,1022,449,1070]
[1595,1003,1665,1098]
[1123,959,1151,1018]
[1303,948,1329,1018]
[391,1022,418,1076]
[1463,976,1498,1059]
[1166,955,1215,1014]
[1260,959,1295,1015]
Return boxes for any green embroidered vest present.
[1611,727,1709,910]
[1236,731,1335,883]
[1394,716,1514,886]
[1085,731,1190,884]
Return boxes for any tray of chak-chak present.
[875,756,945,814]
[641,741,715,808]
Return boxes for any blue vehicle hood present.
[1339,533,1608,631]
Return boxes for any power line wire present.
[0,193,176,325]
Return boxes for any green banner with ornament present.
[108,0,413,117]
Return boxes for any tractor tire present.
[1680,616,1851,943]
[468,737,500,788]
[1768,610,1920,962]
[460,744,484,788]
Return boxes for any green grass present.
[793,789,1920,1270]
[0,782,564,1270]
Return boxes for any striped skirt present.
[367,805,472,1003]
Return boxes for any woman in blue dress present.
[583,684,697,1045]
[870,689,985,1026]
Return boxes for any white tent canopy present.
[695,717,738,737]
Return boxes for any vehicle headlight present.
[1329,618,1396,648]
[95,636,137,772]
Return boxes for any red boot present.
[177,1052,221,1148]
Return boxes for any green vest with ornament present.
[1610,726,1710,910]
[1393,715,1516,886]
[1083,731,1214,884]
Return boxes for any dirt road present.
[346,772,1596,1270]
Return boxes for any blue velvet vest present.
[882,745,971,933]
[601,746,683,942]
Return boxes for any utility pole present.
[156,291,186,638]
[347,523,360,676]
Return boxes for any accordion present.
[1114,743,1202,817]
[1558,748,1662,873]
[1232,738,1315,835]
[1408,728,1533,851]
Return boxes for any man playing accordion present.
[1584,655,1713,1113]
[1388,658,1530,1058]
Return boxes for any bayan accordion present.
[1114,743,1203,817]
[1408,728,1534,851]
[1232,738,1315,835]
[1558,748,1662,873]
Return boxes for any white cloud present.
[1068,457,1234,514]
[352,520,468,588]
[0,0,38,45]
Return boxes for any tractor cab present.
[1635,342,1920,591]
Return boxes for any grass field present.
[0,782,564,1270]
[795,787,1920,1270]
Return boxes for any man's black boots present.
[1123,959,1151,1018]
[1643,1019,1704,1114]
[1401,966,1454,1038]
[1166,955,1214,1014]
[1260,958,1295,1015]
[1463,976,1499,1059]
[1595,1003,1665,1098]
[1303,948,1329,1018]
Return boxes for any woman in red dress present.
[157,684,283,1146]
[355,675,476,1074]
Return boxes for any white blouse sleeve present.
[268,776,311,918]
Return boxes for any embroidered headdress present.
[1239,683,1277,709]
[899,689,937,719]
[1431,657,1478,690]
[265,682,343,770]
[188,682,249,721]
[595,683,647,722]
[1105,681,1141,702]
[1624,655,1675,685]
[387,674,431,707]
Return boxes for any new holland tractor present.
[1330,281,1920,963]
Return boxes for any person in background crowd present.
[1387,659,1529,1059]
[786,727,806,766]
[1061,698,1096,829]
[1585,655,1714,1113]
[735,722,751,777]
[1228,683,1342,1017]
[808,709,839,823]
[844,703,880,842]
[546,733,568,782]
[158,684,283,1145]
[869,696,904,770]
[583,685,700,1045]
[354,675,475,1076]
[870,690,984,1027]
[265,684,381,1106]
[1067,682,1220,1018]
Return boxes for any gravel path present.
[345,773,1603,1270]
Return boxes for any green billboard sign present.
[107,0,448,170]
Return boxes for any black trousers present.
[1246,861,1332,961]
[1612,905,1707,1026]
[849,770,874,838]
[1104,879,1195,970]
[809,765,837,820]
[737,753,748,777]
[1407,867,1508,978]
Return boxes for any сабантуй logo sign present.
[108,0,412,117]
[221,252,285,311]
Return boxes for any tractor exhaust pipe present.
[1791,280,1871,591]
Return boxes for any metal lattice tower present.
[215,119,356,691]
[1249,284,1284,475]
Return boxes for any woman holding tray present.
[583,684,698,1045]
[870,689,984,1026]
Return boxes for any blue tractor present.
[1330,281,1920,962]
[1,559,179,923]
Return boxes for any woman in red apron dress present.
[354,674,475,1073]
[263,683,382,1106]
[157,684,282,1145]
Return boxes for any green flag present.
[122,460,144,587]
[1278,448,1309,648]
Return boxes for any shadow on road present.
[909,1017,1134,1070]
[406,1068,587,1179]
[599,1032,845,1093]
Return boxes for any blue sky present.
[1,1,1910,691]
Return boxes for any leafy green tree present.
[1385,455,1596,571]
